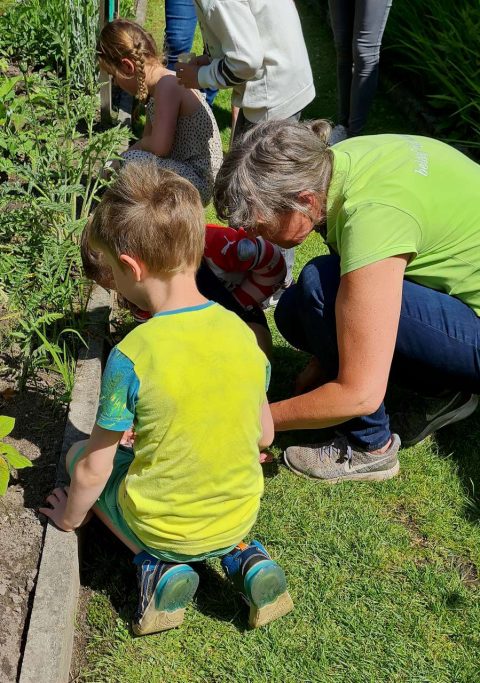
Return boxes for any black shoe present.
[391,391,478,447]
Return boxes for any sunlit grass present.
[78,3,480,681]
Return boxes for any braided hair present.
[97,19,161,102]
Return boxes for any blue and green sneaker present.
[132,551,199,635]
[221,540,294,628]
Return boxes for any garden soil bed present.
[0,369,66,683]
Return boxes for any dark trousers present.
[328,0,392,135]
[275,254,480,450]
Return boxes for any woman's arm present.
[179,3,263,91]
[136,76,182,157]
[271,255,409,430]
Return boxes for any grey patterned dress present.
[123,93,223,206]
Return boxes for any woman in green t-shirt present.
[213,119,480,483]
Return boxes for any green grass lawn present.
[76,2,480,681]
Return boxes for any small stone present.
[11,594,22,605]
[0,583,7,596]
[26,579,35,592]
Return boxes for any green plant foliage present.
[0,70,127,395]
[0,415,31,496]
[0,0,98,92]
[0,1,128,397]
[119,0,136,19]
[385,0,480,149]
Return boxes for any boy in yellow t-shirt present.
[40,161,293,636]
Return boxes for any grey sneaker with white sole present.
[284,433,400,483]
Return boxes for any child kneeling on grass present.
[40,161,293,635]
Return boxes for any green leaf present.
[0,415,15,439]
[0,457,9,496]
[0,444,32,469]
[0,76,20,99]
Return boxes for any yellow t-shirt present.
[114,302,267,556]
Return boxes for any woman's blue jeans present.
[275,255,480,450]
[164,0,217,106]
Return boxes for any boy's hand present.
[175,62,200,89]
[294,356,326,396]
[39,487,75,532]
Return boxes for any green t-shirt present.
[326,135,480,315]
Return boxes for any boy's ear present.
[120,58,135,75]
[119,254,144,281]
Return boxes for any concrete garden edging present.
[19,286,110,683]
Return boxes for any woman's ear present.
[119,254,143,281]
[298,191,323,221]
[297,190,316,209]
[120,58,135,75]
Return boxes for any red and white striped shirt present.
[204,224,286,309]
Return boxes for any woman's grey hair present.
[214,119,334,235]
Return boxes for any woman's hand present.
[193,54,211,66]
[175,62,200,89]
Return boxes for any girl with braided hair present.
[97,19,223,206]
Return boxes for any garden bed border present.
[19,285,110,683]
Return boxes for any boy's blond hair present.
[90,161,205,273]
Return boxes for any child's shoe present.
[132,551,199,636]
[221,540,294,628]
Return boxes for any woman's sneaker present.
[132,551,199,636]
[284,434,401,482]
[391,391,478,447]
[221,541,294,628]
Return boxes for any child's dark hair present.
[97,19,161,101]
[89,161,205,274]
[80,217,115,289]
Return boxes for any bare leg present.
[91,503,142,554]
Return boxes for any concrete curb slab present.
[19,286,110,683]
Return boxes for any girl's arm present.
[128,118,153,151]
[271,255,409,430]
[136,76,182,157]
[40,425,122,531]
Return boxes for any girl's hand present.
[39,487,75,532]
[175,62,200,89]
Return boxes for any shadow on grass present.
[435,411,480,523]
[80,517,257,634]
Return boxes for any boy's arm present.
[40,425,122,531]
[40,346,138,531]
[259,399,274,450]
[195,3,264,91]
